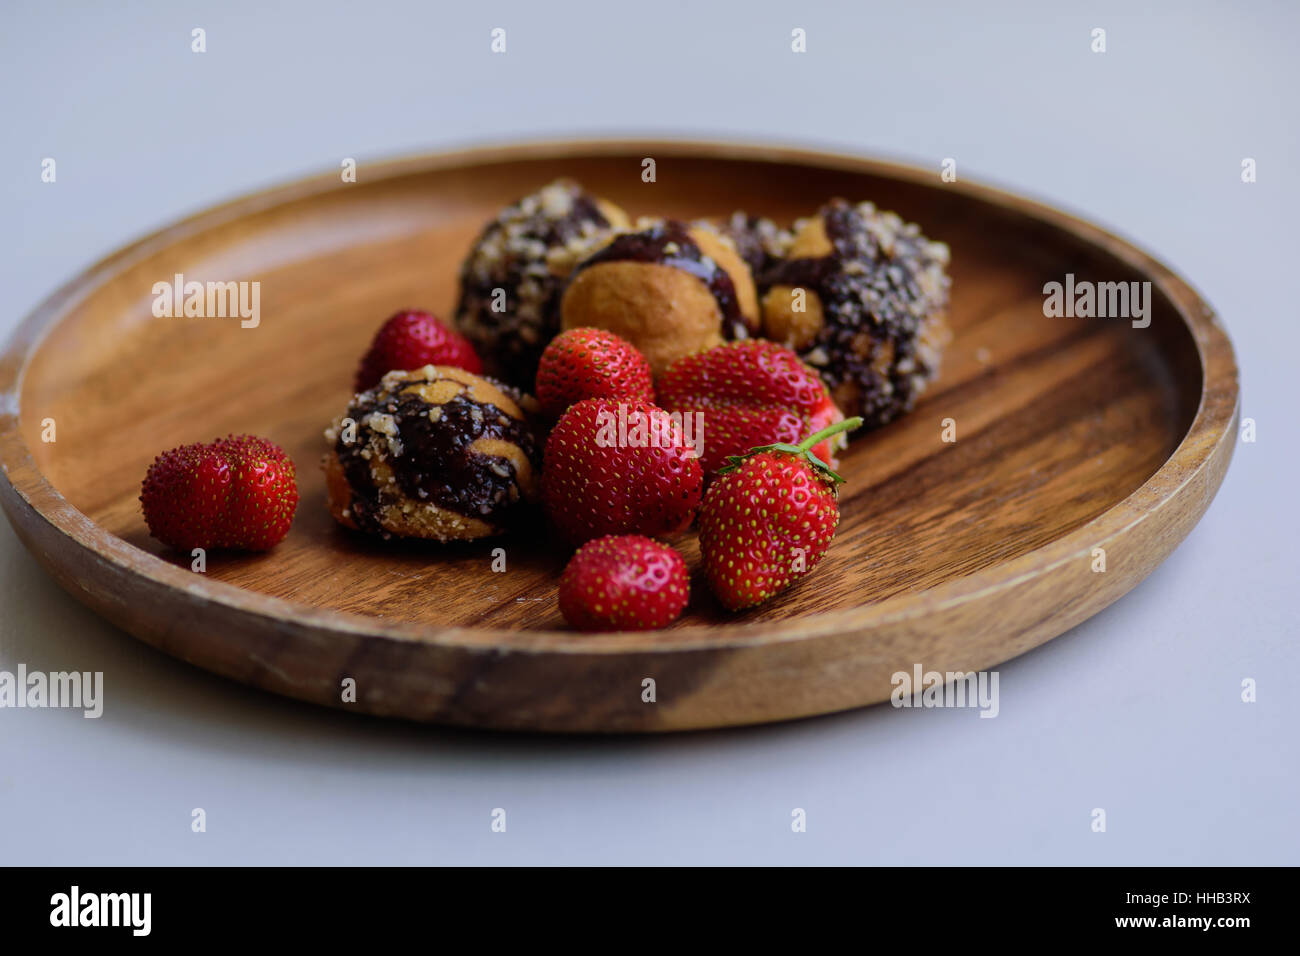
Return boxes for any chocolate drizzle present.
[544,195,606,244]
[574,220,742,329]
[721,212,791,280]
[338,441,384,534]
[759,199,950,428]
[335,374,539,533]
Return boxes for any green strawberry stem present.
[717,416,864,484]
[797,417,863,453]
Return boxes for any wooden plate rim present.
[0,137,1240,653]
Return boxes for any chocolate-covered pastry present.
[454,180,630,389]
[560,219,760,375]
[323,365,540,541]
[709,212,793,283]
[758,200,950,429]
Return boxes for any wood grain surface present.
[0,141,1239,731]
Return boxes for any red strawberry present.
[536,327,655,417]
[355,309,482,391]
[541,398,703,545]
[698,417,861,610]
[141,434,298,551]
[559,534,689,631]
[657,340,844,474]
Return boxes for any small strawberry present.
[535,327,655,417]
[559,535,689,631]
[657,340,844,474]
[541,398,704,545]
[355,309,482,391]
[698,417,862,611]
[141,434,299,551]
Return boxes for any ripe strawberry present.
[558,535,689,631]
[141,435,298,551]
[657,340,844,474]
[541,398,703,545]
[698,417,861,610]
[535,327,654,417]
[355,309,482,391]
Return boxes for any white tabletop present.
[1,0,1296,865]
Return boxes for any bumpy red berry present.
[141,434,298,551]
[698,418,861,610]
[559,535,689,631]
[536,327,654,417]
[657,340,844,474]
[355,309,482,391]
[541,398,703,545]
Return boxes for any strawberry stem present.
[797,417,863,453]
[715,416,864,484]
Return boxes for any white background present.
[1,0,1295,864]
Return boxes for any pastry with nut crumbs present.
[758,199,951,429]
[560,218,759,375]
[703,211,793,287]
[323,365,540,541]
[454,179,630,389]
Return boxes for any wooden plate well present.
[0,141,1239,731]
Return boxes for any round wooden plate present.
[0,140,1238,732]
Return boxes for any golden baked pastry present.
[559,219,760,376]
